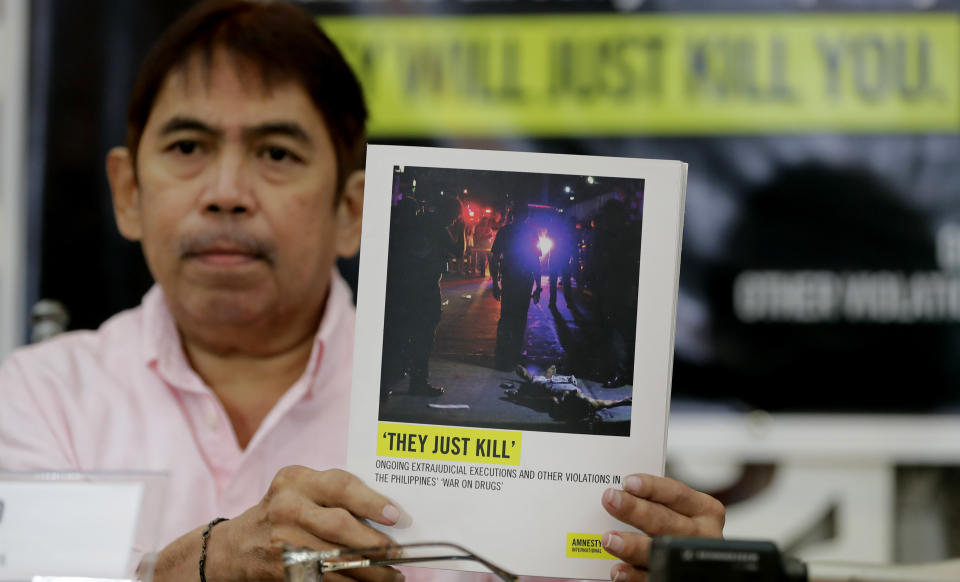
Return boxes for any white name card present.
[0,481,143,580]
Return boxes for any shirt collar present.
[141,271,355,396]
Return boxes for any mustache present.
[178,230,276,264]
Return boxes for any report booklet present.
[347,145,687,579]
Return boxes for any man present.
[472,216,495,277]
[382,196,463,397]
[381,195,420,400]
[546,214,575,307]
[0,2,724,582]
[591,200,641,388]
[490,203,542,370]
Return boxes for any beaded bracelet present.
[199,517,229,582]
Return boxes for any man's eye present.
[171,141,199,155]
[262,146,300,163]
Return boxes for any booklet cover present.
[347,145,687,580]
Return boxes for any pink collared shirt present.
[0,275,575,582]
[0,273,354,548]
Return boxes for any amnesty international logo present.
[565,533,618,560]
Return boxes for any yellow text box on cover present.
[377,422,521,465]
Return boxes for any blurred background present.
[1,0,959,566]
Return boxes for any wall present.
[0,0,28,358]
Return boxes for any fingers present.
[299,505,394,549]
[269,467,399,549]
[601,531,651,567]
[603,474,725,538]
[264,519,399,582]
[226,467,407,582]
[624,474,722,522]
[610,563,647,582]
[265,467,397,552]
[599,474,725,582]
[320,548,404,582]
[272,466,401,526]
[603,487,697,537]
[316,469,402,526]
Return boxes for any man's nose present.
[201,151,257,215]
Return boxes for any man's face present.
[108,49,363,332]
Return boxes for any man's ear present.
[334,170,364,257]
[106,147,143,241]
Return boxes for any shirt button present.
[207,413,218,430]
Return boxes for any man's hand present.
[600,473,725,582]
[199,466,402,582]
[492,284,502,301]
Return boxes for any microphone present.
[649,537,960,582]
[649,536,806,582]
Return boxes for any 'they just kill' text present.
[383,431,515,458]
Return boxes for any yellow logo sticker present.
[566,533,618,560]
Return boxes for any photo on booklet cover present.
[376,165,644,436]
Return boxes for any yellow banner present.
[566,533,618,560]
[320,14,960,136]
[376,422,522,465]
